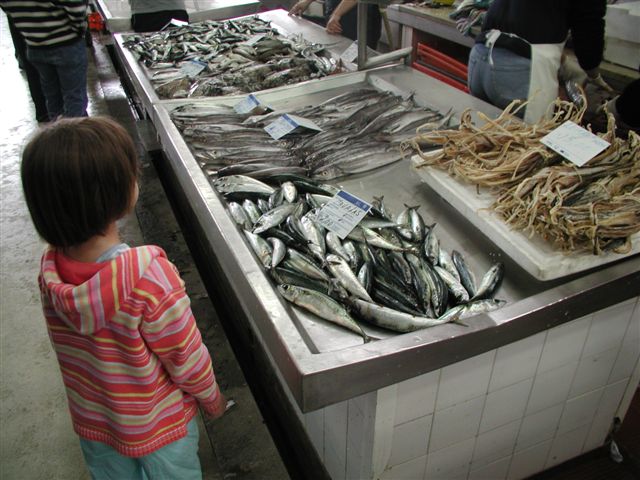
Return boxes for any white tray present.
[411,156,640,281]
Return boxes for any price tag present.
[340,41,359,64]
[316,190,371,239]
[179,60,206,78]
[264,114,322,140]
[162,18,189,30]
[243,33,266,46]
[234,94,262,114]
[541,121,610,167]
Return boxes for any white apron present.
[524,42,566,124]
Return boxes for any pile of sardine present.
[171,88,452,180]
[123,17,338,98]
[214,173,506,342]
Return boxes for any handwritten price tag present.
[264,114,322,140]
[541,121,610,167]
[234,94,261,114]
[316,190,371,239]
[179,60,206,77]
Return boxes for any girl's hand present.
[326,15,343,34]
[289,0,312,16]
[205,394,228,420]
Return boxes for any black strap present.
[476,30,532,60]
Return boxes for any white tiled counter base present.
[301,296,640,480]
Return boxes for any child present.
[21,116,227,480]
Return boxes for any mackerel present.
[352,299,462,333]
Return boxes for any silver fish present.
[244,230,272,269]
[352,299,462,333]
[434,266,469,304]
[470,263,504,301]
[228,202,252,230]
[326,254,372,302]
[268,237,286,270]
[253,203,297,234]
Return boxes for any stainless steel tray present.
[152,65,640,411]
[113,9,355,117]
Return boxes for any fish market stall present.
[112,9,354,117]
[94,0,261,33]
[145,64,640,479]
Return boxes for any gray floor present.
[0,12,288,480]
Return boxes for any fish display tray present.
[411,156,640,281]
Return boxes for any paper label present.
[264,114,322,140]
[541,121,610,167]
[243,33,266,46]
[162,18,189,30]
[179,60,206,77]
[316,190,371,239]
[340,41,359,64]
[234,94,261,114]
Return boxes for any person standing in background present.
[6,15,49,123]
[290,0,381,49]
[467,0,610,124]
[1,0,89,119]
[129,0,189,33]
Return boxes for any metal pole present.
[356,1,368,70]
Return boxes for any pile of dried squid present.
[409,98,640,254]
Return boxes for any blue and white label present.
[317,190,371,239]
[234,94,261,114]
[541,121,610,167]
[264,114,322,140]
[179,60,206,78]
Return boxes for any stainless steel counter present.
[94,0,261,32]
[386,4,475,49]
[112,9,355,117]
[148,64,640,412]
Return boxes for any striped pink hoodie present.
[39,245,224,457]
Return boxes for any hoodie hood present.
[39,245,167,335]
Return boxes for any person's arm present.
[290,0,313,16]
[326,0,357,34]
[59,0,89,34]
[141,259,227,419]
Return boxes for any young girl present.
[21,116,226,479]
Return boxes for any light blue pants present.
[79,417,202,480]
[467,43,531,116]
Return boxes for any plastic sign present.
[541,121,610,167]
[264,114,322,140]
[179,60,206,78]
[316,190,372,239]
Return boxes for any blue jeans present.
[26,38,88,118]
[79,417,202,480]
[468,43,531,115]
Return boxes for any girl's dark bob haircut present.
[21,116,139,249]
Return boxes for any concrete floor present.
[0,12,288,480]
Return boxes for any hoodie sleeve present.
[140,259,225,417]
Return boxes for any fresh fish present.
[282,248,329,281]
[438,249,460,282]
[242,199,262,224]
[408,206,426,242]
[470,263,504,301]
[253,203,297,234]
[244,230,272,269]
[326,254,372,302]
[459,299,507,320]
[452,250,477,297]
[352,299,463,333]
[326,231,351,263]
[278,284,370,342]
[424,226,440,265]
[300,215,326,262]
[213,174,275,196]
[434,266,470,304]
[268,237,286,269]
[281,181,298,203]
[357,262,372,293]
[228,202,252,230]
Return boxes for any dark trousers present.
[131,10,189,33]
[7,17,49,122]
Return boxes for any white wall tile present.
[583,379,630,452]
[469,456,510,480]
[346,394,376,480]
[425,438,474,480]
[480,378,533,433]
[583,301,633,357]
[388,415,432,468]
[537,315,591,373]
[545,424,590,469]
[516,404,563,452]
[558,388,603,435]
[489,332,545,392]
[609,338,640,384]
[380,455,427,480]
[429,396,485,452]
[508,440,552,480]
[472,420,519,468]
[569,347,619,397]
[435,351,494,411]
[617,359,640,422]
[395,370,440,426]
[305,407,325,459]
[624,299,639,344]
[324,401,348,480]
[526,361,577,415]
